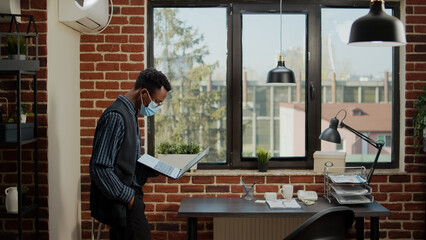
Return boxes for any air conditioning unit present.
[59,0,109,33]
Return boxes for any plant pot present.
[258,162,268,172]
[0,123,34,143]
[8,54,27,60]
[20,114,27,123]
[157,154,198,171]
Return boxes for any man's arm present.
[90,112,134,205]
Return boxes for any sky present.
[156,7,393,82]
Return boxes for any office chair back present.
[283,206,354,240]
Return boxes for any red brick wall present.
[79,1,146,239]
[77,1,425,240]
[0,0,48,239]
[1,0,422,240]
[84,172,426,240]
[401,0,426,237]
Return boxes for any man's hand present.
[128,196,135,209]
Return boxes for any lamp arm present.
[340,122,384,184]
[367,145,383,184]
[340,122,381,149]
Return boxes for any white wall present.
[47,0,81,239]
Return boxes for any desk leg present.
[355,217,364,240]
[187,217,197,240]
[370,217,379,240]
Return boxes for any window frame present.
[147,0,400,170]
[320,1,401,170]
[230,3,319,169]
[146,1,230,169]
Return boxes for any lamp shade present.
[348,0,406,47]
[319,117,341,144]
[266,60,296,83]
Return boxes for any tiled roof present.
[322,103,392,132]
[280,102,392,132]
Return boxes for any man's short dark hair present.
[134,68,172,94]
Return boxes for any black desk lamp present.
[319,109,384,184]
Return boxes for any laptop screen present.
[180,147,209,176]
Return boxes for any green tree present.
[153,8,226,162]
[321,35,351,83]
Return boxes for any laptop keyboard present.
[155,161,176,176]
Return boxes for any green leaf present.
[157,141,201,154]
[413,86,426,155]
[6,36,28,55]
[256,147,272,163]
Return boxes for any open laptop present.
[137,147,209,180]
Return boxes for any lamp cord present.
[280,0,283,58]
[335,109,347,122]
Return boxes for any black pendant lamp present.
[266,0,295,83]
[348,0,406,47]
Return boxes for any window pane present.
[242,14,306,157]
[321,8,393,163]
[153,8,227,163]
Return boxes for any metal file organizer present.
[324,166,374,204]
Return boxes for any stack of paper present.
[334,195,372,204]
[266,200,285,209]
[329,174,366,184]
[283,199,301,208]
[331,185,369,195]
[266,199,301,209]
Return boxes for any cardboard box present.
[313,151,346,173]
[0,123,34,143]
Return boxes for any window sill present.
[187,168,405,176]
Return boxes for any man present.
[90,68,171,240]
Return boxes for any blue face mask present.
[140,91,159,117]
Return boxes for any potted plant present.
[0,100,35,143]
[6,35,28,60]
[19,104,34,123]
[413,86,426,154]
[157,141,201,172]
[256,147,271,172]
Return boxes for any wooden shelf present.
[0,204,38,218]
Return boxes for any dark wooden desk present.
[178,197,390,240]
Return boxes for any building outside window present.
[320,8,394,164]
[148,1,401,169]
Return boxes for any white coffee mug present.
[264,192,277,201]
[280,185,293,200]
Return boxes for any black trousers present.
[110,193,151,240]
